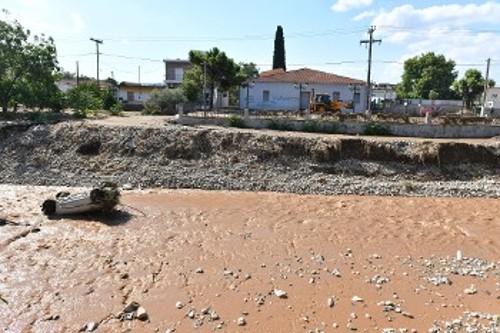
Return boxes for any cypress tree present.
[272,25,286,71]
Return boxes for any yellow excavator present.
[309,93,352,115]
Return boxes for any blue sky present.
[2,0,499,85]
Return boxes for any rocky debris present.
[326,297,335,308]
[463,284,478,295]
[430,311,499,332]
[1,123,499,198]
[80,321,98,332]
[351,296,363,303]
[273,289,288,298]
[175,301,184,309]
[367,275,390,285]
[119,301,148,321]
[236,317,246,326]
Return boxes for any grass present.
[363,122,393,136]
[227,115,246,128]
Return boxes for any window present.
[332,91,340,100]
[263,90,270,102]
[174,68,184,81]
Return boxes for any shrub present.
[267,118,294,131]
[301,120,322,133]
[144,88,186,115]
[363,122,393,136]
[110,101,124,116]
[65,83,103,118]
[301,120,340,134]
[102,89,119,110]
[227,115,246,128]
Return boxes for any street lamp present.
[294,82,308,111]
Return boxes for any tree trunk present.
[1,100,8,113]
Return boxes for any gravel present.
[0,122,498,197]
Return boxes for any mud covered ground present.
[0,186,498,332]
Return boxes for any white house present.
[117,82,166,103]
[483,87,500,116]
[239,68,367,112]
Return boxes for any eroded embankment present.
[0,122,498,196]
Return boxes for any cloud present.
[367,2,500,81]
[331,0,373,12]
[353,10,376,21]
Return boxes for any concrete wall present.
[240,82,367,112]
[177,115,500,138]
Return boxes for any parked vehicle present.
[309,93,352,115]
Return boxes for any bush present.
[267,118,294,131]
[65,84,103,118]
[144,88,186,115]
[227,115,246,128]
[110,101,124,116]
[363,122,393,136]
[102,89,119,110]
[300,120,340,134]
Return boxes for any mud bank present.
[0,122,499,196]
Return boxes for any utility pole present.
[360,26,381,114]
[138,65,141,84]
[76,61,80,86]
[90,38,103,87]
[482,58,491,116]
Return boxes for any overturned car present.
[42,183,120,216]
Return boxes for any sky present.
[2,0,499,85]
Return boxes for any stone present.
[175,301,184,309]
[195,267,204,273]
[84,322,98,332]
[123,301,140,314]
[327,297,335,308]
[187,309,195,319]
[237,317,246,326]
[352,296,364,303]
[273,289,288,298]
[464,285,477,295]
[136,306,148,321]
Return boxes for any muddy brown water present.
[0,186,499,332]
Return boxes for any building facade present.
[163,59,192,88]
[239,68,366,112]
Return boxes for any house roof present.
[253,68,365,85]
[119,81,166,88]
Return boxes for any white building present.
[239,68,366,112]
[484,87,500,116]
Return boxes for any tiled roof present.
[253,68,365,85]
[119,81,166,88]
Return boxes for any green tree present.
[239,62,259,80]
[398,52,457,100]
[272,25,286,71]
[452,68,495,110]
[144,88,186,115]
[0,18,59,112]
[188,48,243,109]
[65,83,103,117]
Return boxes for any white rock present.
[195,267,204,273]
[237,317,246,326]
[175,301,184,309]
[464,285,477,295]
[85,322,98,332]
[327,297,335,308]
[273,289,288,298]
[136,306,148,321]
[352,296,364,303]
[456,250,463,261]
[187,309,195,319]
